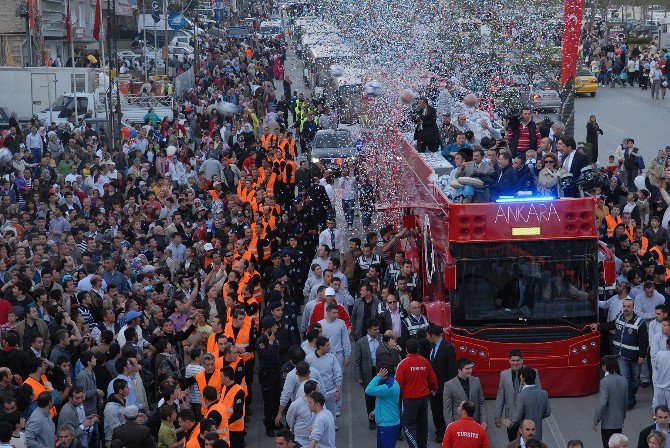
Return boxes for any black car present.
[310,129,357,175]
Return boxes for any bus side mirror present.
[444,265,456,289]
[603,260,616,285]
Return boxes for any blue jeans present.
[361,209,373,228]
[617,356,641,404]
[30,146,41,162]
[342,199,355,225]
[378,424,400,448]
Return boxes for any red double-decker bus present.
[371,130,615,398]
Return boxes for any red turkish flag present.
[65,0,71,43]
[93,0,101,40]
[560,0,585,86]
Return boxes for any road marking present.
[546,413,566,448]
[599,120,628,134]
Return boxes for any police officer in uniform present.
[266,301,300,363]
[591,297,648,410]
[255,315,283,437]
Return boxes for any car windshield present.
[313,133,354,148]
[48,96,72,112]
[261,26,282,34]
[449,240,598,327]
[577,69,592,76]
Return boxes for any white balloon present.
[166,145,177,156]
[364,80,382,96]
[216,101,239,116]
[330,64,344,77]
[0,147,11,164]
[634,175,646,191]
[401,89,416,104]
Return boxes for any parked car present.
[310,129,357,174]
[118,24,138,40]
[168,45,194,62]
[530,83,561,111]
[575,68,598,97]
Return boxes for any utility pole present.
[111,0,122,140]
[164,0,168,78]
[105,0,114,143]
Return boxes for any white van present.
[259,20,283,38]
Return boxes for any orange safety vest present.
[651,246,665,265]
[266,172,277,196]
[224,318,254,361]
[257,167,267,185]
[206,402,230,442]
[281,139,296,158]
[220,383,245,432]
[260,134,276,150]
[249,271,263,302]
[184,424,201,448]
[623,224,634,242]
[638,237,649,256]
[283,159,296,184]
[604,215,622,237]
[207,332,226,356]
[24,375,56,417]
[195,369,222,401]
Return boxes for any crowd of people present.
[3,2,670,448]
[581,26,670,99]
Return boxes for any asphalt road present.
[573,81,670,166]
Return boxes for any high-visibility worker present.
[650,240,667,265]
[202,386,230,443]
[194,353,222,408]
[220,366,246,447]
[604,207,622,238]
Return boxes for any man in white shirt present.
[307,391,336,448]
[598,283,631,324]
[653,338,670,408]
[651,317,670,374]
[318,219,344,257]
[338,168,357,229]
[286,380,317,447]
[319,304,352,375]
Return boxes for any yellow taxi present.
[575,68,598,96]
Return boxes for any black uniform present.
[255,333,282,431]
[273,316,300,363]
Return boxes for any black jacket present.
[516,165,535,192]
[491,164,518,199]
[111,422,155,448]
[637,423,656,448]
[563,150,591,197]
[378,309,410,345]
[413,105,440,144]
[429,340,457,391]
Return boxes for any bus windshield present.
[449,240,598,327]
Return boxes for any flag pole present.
[70,29,78,122]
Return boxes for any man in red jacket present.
[308,287,351,329]
[442,400,490,448]
[395,339,438,448]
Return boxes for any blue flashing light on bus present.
[495,196,556,203]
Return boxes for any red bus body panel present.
[374,131,601,398]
